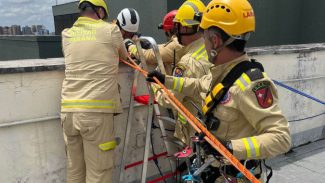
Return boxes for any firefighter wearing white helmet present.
[127,10,183,75]
[61,0,128,182]
[116,8,140,39]
[147,0,291,182]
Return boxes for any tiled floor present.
[268,139,325,183]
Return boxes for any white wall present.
[0,71,66,183]
[250,46,325,146]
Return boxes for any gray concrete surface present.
[268,138,325,183]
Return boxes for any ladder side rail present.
[118,68,141,183]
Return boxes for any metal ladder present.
[119,36,178,183]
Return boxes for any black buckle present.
[205,113,220,131]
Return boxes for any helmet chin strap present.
[88,4,101,19]
[176,24,198,45]
[176,32,197,45]
[209,36,236,64]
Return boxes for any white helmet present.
[117,8,140,33]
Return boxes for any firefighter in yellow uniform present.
[126,10,182,75]
[147,0,291,182]
[152,0,213,145]
[60,0,127,182]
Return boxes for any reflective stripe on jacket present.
[61,17,127,113]
[155,38,212,145]
[164,54,291,159]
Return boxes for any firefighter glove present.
[140,39,151,49]
[146,70,165,84]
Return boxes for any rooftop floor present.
[269,138,325,182]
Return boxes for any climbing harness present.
[202,60,264,131]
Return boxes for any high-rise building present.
[31,25,37,33]
[22,26,33,35]
[31,25,48,35]
[3,26,10,35]
[8,26,13,35]
[0,26,3,35]
[36,25,43,32]
[38,28,50,35]
[11,25,22,35]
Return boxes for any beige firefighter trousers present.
[61,112,115,183]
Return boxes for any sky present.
[0,0,76,32]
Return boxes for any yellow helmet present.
[79,0,109,16]
[200,0,255,39]
[174,0,206,27]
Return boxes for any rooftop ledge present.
[0,43,325,74]
[247,42,325,55]
[0,58,64,74]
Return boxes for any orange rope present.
[120,57,260,183]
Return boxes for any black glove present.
[140,39,151,49]
[199,133,233,157]
[146,70,165,84]
[124,39,134,50]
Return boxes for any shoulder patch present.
[173,66,185,77]
[252,81,273,108]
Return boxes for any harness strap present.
[263,159,273,183]
[202,60,264,116]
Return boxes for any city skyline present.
[0,24,50,35]
[0,0,76,32]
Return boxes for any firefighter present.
[126,10,183,75]
[158,10,178,41]
[147,0,291,182]
[116,8,140,39]
[152,0,213,145]
[60,0,127,182]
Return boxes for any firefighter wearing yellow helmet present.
[79,0,109,19]
[61,0,127,182]
[147,0,291,182]
[152,0,213,145]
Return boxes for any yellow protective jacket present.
[164,54,291,159]
[129,36,183,74]
[154,38,212,145]
[61,17,128,114]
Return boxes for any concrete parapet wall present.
[0,69,66,183]
[248,44,325,146]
